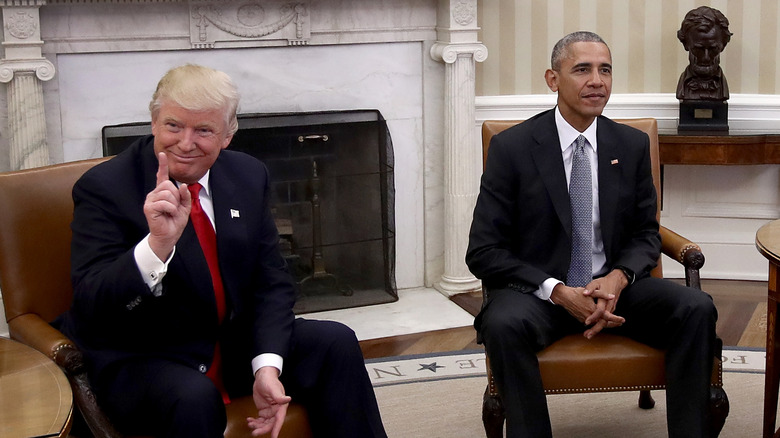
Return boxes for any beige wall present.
[477,0,779,96]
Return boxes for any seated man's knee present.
[480,302,536,345]
[674,289,718,332]
[295,319,361,359]
[692,290,718,320]
[319,320,360,356]
[170,377,225,417]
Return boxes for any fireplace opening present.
[102,109,397,314]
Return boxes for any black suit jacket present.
[466,109,661,293]
[59,135,295,390]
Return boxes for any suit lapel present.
[209,158,249,315]
[530,112,572,237]
[596,117,622,255]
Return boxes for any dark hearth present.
[102,109,397,314]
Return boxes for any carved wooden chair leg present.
[482,384,505,438]
[638,390,656,409]
[709,386,729,437]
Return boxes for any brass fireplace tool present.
[299,160,353,296]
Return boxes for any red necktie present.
[188,183,230,404]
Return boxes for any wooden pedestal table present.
[0,337,73,438]
[756,220,780,438]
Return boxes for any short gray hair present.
[550,31,609,71]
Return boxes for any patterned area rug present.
[369,348,770,438]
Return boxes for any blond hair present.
[149,64,240,136]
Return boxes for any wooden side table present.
[0,337,73,438]
[756,220,780,438]
[660,132,780,165]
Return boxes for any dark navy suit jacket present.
[466,109,661,294]
[59,135,295,393]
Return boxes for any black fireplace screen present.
[102,109,397,314]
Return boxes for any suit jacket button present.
[198,364,207,373]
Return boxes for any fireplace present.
[102,110,397,314]
[0,0,487,339]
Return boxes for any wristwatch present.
[615,265,635,285]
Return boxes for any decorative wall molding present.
[451,0,476,26]
[476,93,780,133]
[189,1,310,48]
[683,203,779,220]
[4,8,38,39]
[46,0,184,3]
[430,42,487,64]
[0,1,47,6]
[0,57,54,82]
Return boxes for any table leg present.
[764,263,780,438]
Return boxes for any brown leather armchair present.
[479,119,729,437]
[0,157,312,438]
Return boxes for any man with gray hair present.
[467,31,718,437]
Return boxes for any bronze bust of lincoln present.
[676,6,733,102]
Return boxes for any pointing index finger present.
[156,152,169,187]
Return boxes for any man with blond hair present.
[57,64,387,438]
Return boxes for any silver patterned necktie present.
[567,135,592,287]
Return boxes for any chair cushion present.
[538,334,666,393]
[225,397,312,438]
[125,397,312,438]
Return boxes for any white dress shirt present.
[533,107,607,302]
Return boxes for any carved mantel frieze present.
[0,1,46,7]
[189,1,310,48]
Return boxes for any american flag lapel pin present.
[611,159,619,165]
[230,209,240,218]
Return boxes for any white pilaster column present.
[431,0,487,296]
[0,2,55,170]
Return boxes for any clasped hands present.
[550,269,629,339]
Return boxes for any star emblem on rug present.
[418,362,445,373]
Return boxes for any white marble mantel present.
[0,0,487,335]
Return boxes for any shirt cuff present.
[134,234,174,297]
[534,278,563,304]
[252,353,284,377]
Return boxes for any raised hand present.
[143,152,192,260]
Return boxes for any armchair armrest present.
[659,225,705,290]
[8,312,122,438]
[8,313,75,363]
